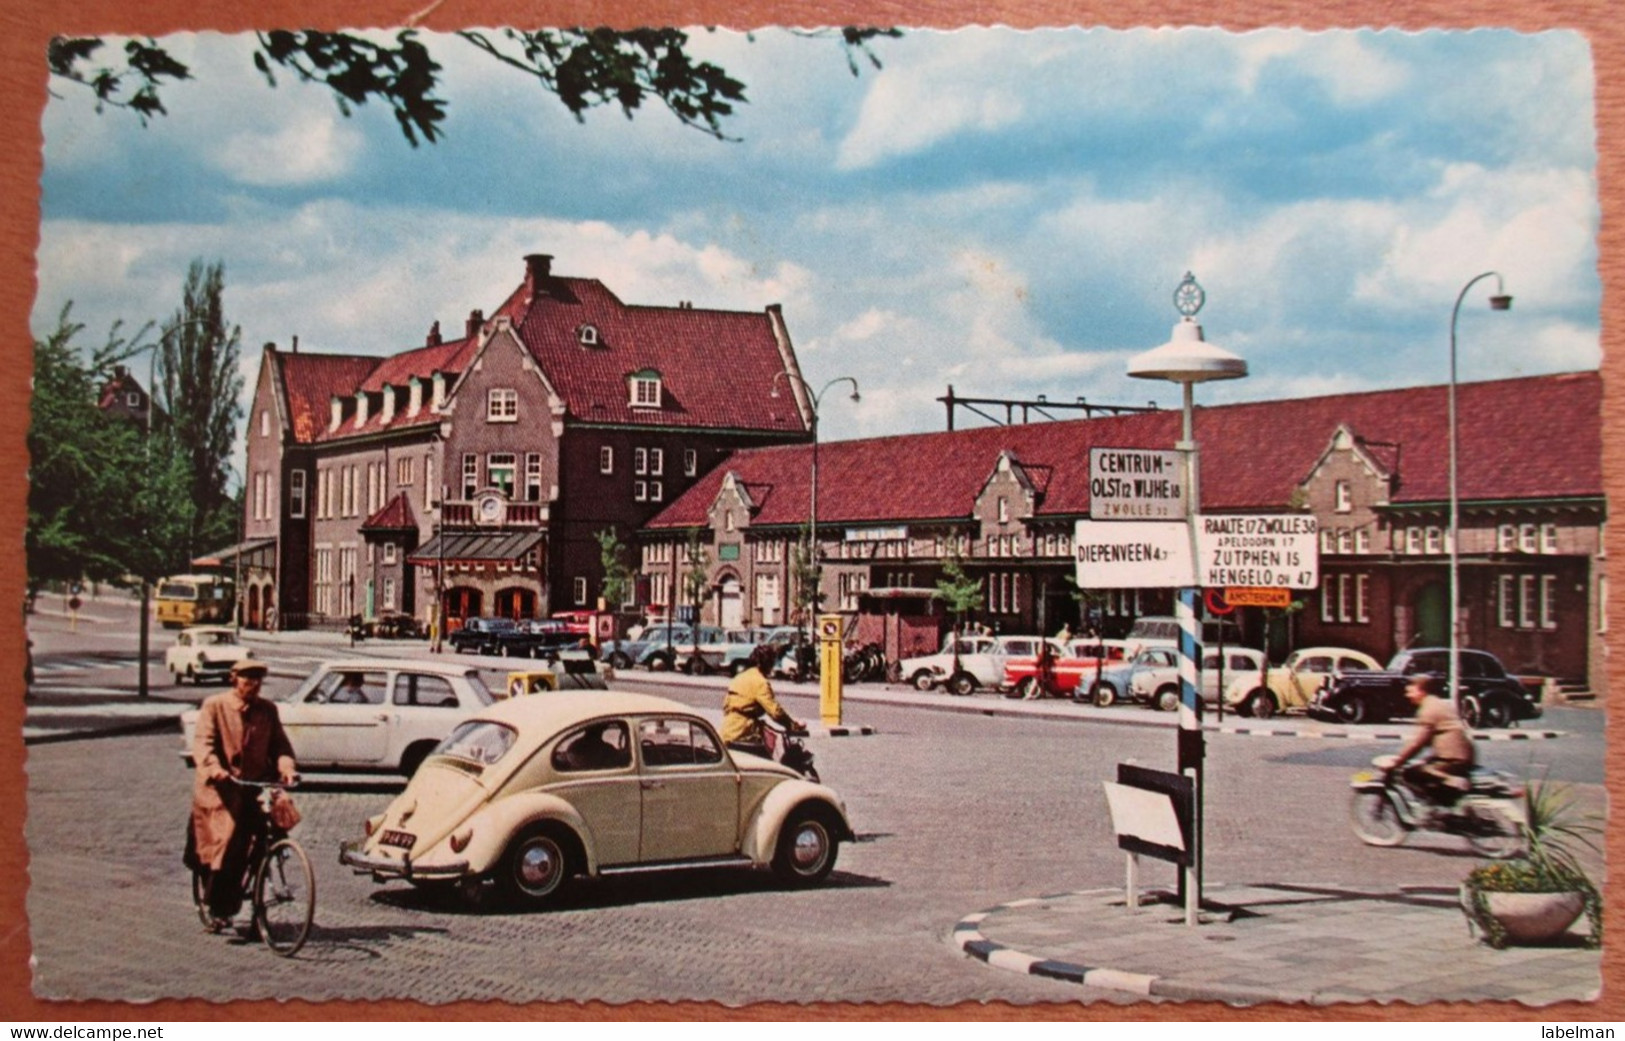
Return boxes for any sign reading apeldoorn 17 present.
[1089,448,1186,520]
[1197,515,1319,589]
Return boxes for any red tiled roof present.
[501,276,807,433]
[361,492,418,531]
[647,372,1601,529]
[358,336,476,394]
[276,352,380,445]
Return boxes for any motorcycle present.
[1349,754,1526,858]
[763,720,820,783]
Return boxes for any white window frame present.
[487,387,518,422]
[396,457,413,486]
[573,577,588,605]
[634,448,648,475]
[1498,524,1516,552]
[462,454,479,499]
[600,446,615,474]
[289,470,307,519]
[487,453,517,497]
[1519,524,1538,554]
[1498,575,1516,628]
[382,577,397,612]
[649,448,664,476]
[1355,528,1370,554]
[525,453,543,502]
[1425,527,1443,554]
[1541,523,1559,554]
[1540,574,1557,630]
[1335,480,1352,513]
[634,480,648,502]
[684,449,698,476]
[260,410,270,437]
[1518,573,1537,629]
[631,376,662,408]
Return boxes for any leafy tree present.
[48,28,899,147]
[153,259,244,559]
[682,527,712,665]
[594,527,636,656]
[933,544,984,680]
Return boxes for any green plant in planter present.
[1462,772,1602,949]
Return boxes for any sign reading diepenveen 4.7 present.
[1196,515,1319,589]
[1073,521,1193,588]
[1088,448,1186,520]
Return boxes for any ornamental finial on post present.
[1173,272,1205,318]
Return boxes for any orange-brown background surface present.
[0,0,1617,1022]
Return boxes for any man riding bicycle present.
[188,658,299,932]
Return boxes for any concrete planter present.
[1464,886,1586,945]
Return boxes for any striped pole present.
[1175,586,1203,925]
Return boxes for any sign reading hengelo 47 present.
[1196,515,1319,589]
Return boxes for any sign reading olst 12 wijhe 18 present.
[1196,514,1318,589]
[1088,448,1186,520]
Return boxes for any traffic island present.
[952,882,1601,1005]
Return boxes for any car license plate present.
[380,829,416,849]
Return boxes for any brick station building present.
[640,371,1604,692]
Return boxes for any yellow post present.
[818,613,843,727]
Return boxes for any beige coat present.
[190,692,297,869]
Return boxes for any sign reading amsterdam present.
[1073,520,1193,588]
[1196,515,1318,589]
[1089,448,1186,520]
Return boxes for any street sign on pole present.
[1195,514,1319,589]
[1073,520,1194,589]
[1223,586,1293,608]
[1089,448,1186,520]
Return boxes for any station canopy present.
[407,530,546,566]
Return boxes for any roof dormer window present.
[578,324,600,346]
[629,370,663,409]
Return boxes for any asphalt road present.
[20,596,1608,1006]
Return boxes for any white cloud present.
[211,110,359,186]
[1232,29,1408,104]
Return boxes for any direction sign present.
[1196,515,1319,589]
[1073,520,1193,588]
[1223,586,1293,609]
[1089,448,1186,520]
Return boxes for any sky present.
[33,27,1600,459]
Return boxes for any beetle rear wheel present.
[1246,691,1276,720]
[253,839,315,956]
[1091,682,1116,708]
[499,826,574,908]
[1349,791,1409,847]
[1154,685,1180,713]
[772,807,839,885]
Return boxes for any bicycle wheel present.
[1349,790,1409,847]
[192,868,214,929]
[253,838,315,956]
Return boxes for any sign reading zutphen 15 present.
[1089,448,1186,520]
[1073,521,1193,588]
[1196,514,1319,590]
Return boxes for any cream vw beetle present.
[340,691,853,907]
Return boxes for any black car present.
[1308,647,1541,728]
[448,616,518,654]
[496,619,590,659]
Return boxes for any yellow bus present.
[155,574,235,629]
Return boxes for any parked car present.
[164,625,250,685]
[363,612,427,640]
[720,626,802,675]
[1121,615,1239,657]
[338,690,854,906]
[496,619,589,659]
[599,623,691,670]
[181,658,497,777]
[1308,647,1541,728]
[1128,646,1267,712]
[676,627,758,674]
[550,610,595,635]
[896,634,1003,694]
[646,625,725,671]
[1083,646,1182,707]
[448,617,519,655]
[1223,646,1382,718]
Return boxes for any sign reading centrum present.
[1196,515,1319,589]
[1089,448,1186,520]
[1073,520,1193,588]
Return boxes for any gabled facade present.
[235,253,811,634]
[642,372,1606,692]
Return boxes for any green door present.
[1415,581,1447,647]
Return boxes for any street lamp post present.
[1127,273,1247,925]
[770,373,861,650]
[1447,274,1512,706]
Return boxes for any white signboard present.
[1073,520,1193,588]
[1089,448,1186,520]
[1102,782,1186,851]
[1196,514,1319,589]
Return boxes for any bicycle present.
[191,778,316,957]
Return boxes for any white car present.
[1128,647,1267,712]
[897,634,1004,695]
[181,658,497,777]
[164,626,250,685]
[1223,646,1384,718]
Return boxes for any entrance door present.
[496,586,537,620]
[445,587,482,627]
[1414,581,1447,647]
[718,577,743,629]
[247,585,261,629]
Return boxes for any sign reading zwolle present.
[1197,514,1319,590]
[1073,520,1194,588]
[1089,448,1186,520]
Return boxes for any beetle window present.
[637,718,724,767]
[434,720,517,766]
[394,673,459,708]
[551,721,632,772]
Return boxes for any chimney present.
[113,364,128,379]
[408,376,423,418]
[466,309,484,340]
[291,335,299,354]
[427,320,442,347]
[263,341,277,356]
[329,396,343,432]
[525,253,554,291]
